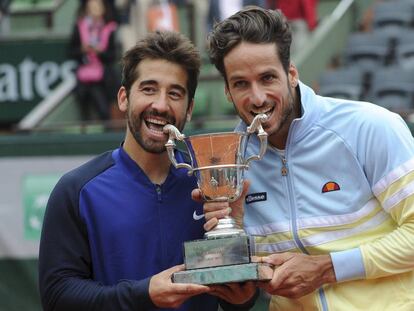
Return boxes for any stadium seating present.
[368,66,414,111]
[318,67,365,100]
[343,31,392,74]
[372,0,414,29]
[317,0,414,117]
[395,29,414,69]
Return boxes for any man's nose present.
[152,92,170,112]
[250,83,266,106]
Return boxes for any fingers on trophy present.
[163,114,272,285]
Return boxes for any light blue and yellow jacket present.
[237,82,414,311]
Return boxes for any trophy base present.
[172,262,272,285]
[183,235,250,270]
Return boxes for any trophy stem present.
[204,216,245,239]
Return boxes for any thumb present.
[163,264,186,275]
[262,252,294,266]
[229,180,250,228]
[191,188,204,203]
[241,179,251,198]
[232,179,250,207]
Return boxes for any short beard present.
[126,106,186,154]
[127,109,173,154]
[127,117,166,154]
[268,86,295,136]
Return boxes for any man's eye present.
[142,87,156,94]
[233,81,247,88]
[263,75,275,82]
[169,91,183,99]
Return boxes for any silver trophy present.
[163,114,272,284]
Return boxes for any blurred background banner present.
[0,38,76,124]
[22,174,60,241]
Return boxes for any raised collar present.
[114,146,188,187]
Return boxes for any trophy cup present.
[163,114,272,285]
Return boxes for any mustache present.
[250,100,275,111]
[142,110,175,125]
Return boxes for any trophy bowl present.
[164,114,268,239]
[185,131,246,202]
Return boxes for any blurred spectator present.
[0,0,11,36]
[80,0,119,21]
[267,0,318,55]
[207,0,266,32]
[114,0,137,52]
[69,0,119,122]
[114,0,188,54]
[146,0,180,32]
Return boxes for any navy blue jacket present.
[39,147,219,310]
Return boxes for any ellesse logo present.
[321,181,340,193]
[245,192,267,204]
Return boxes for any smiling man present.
[200,6,414,311]
[38,31,256,311]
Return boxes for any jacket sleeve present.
[330,111,414,281]
[38,174,156,311]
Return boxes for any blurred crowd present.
[112,0,318,53]
[69,0,318,122]
[0,0,318,126]
[6,1,410,128]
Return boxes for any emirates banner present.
[0,37,76,124]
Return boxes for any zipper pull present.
[281,157,288,176]
[155,185,162,201]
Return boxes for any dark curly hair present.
[208,6,292,80]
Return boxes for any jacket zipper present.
[155,184,162,202]
[281,157,288,176]
[280,155,307,252]
[281,155,329,311]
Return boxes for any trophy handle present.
[163,124,194,174]
[244,114,268,166]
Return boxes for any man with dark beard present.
[199,6,414,311]
[38,31,257,311]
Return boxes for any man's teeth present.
[146,118,167,125]
[253,108,273,117]
[145,118,167,132]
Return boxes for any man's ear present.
[288,63,299,88]
[118,86,128,112]
[186,99,194,122]
[225,85,232,103]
